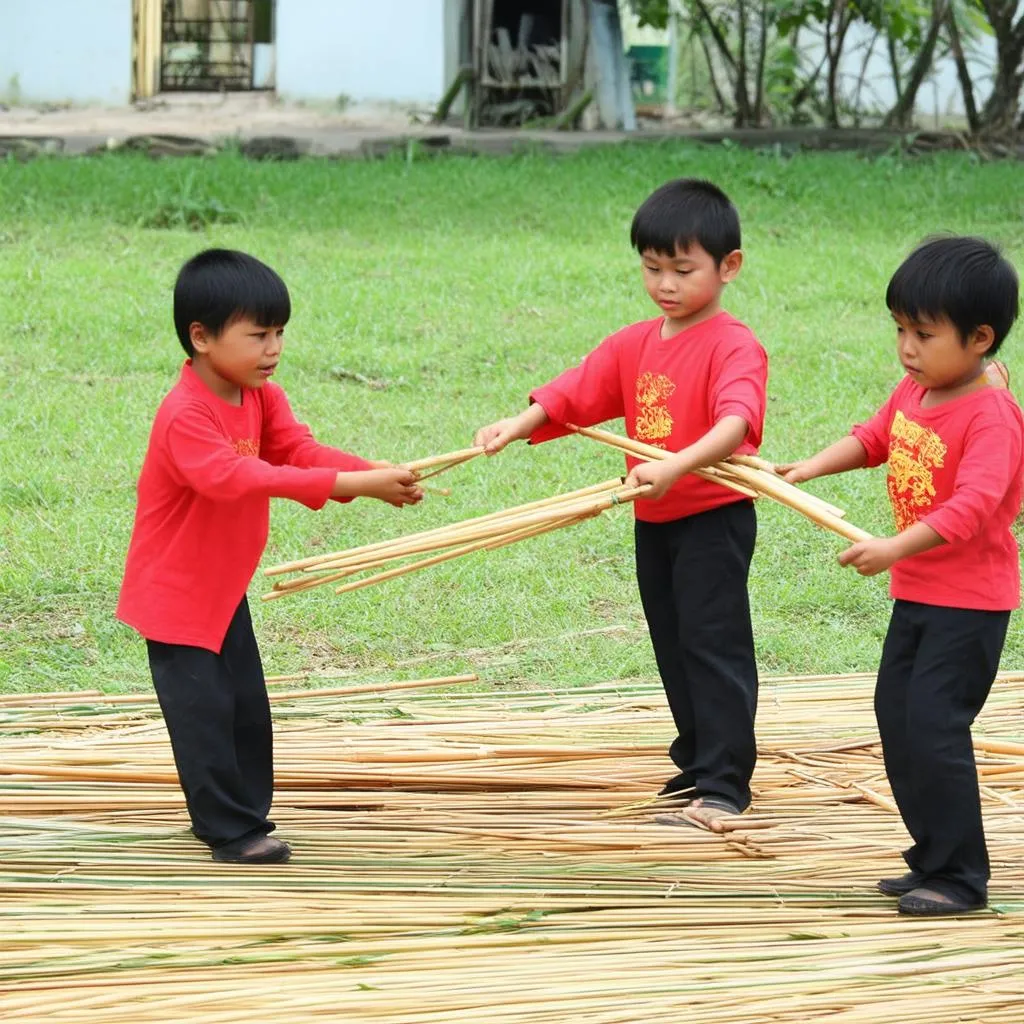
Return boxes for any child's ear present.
[720,249,743,282]
[190,322,211,353]
[970,324,995,356]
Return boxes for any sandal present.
[877,871,923,897]
[212,835,292,864]
[897,887,986,916]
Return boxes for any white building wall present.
[276,0,447,104]
[0,0,133,105]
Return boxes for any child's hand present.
[367,468,423,507]
[474,418,526,455]
[335,468,423,507]
[775,460,815,484]
[624,461,678,500]
[838,537,901,576]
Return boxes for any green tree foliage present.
[624,0,1022,133]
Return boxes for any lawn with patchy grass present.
[1,143,1022,693]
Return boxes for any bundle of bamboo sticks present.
[263,477,648,601]
[264,434,870,602]
[568,424,871,544]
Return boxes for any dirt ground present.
[0,92,428,138]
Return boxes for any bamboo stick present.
[570,424,872,545]
[264,479,623,577]
[401,447,485,473]
[730,454,848,519]
[333,501,625,596]
[304,484,621,575]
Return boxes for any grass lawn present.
[1,142,1023,694]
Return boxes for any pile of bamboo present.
[264,436,870,602]
[1,670,1022,1022]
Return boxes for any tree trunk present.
[883,0,949,129]
[735,0,752,126]
[945,6,978,134]
[753,0,769,124]
[978,2,1024,135]
[851,28,881,127]
[696,22,728,114]
[824,1,854,129]
[790,23,829,121]
[886,29,904,105]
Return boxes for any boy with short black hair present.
[780,236,1023,915]
[474,178,768,830]
[117,249,423,864]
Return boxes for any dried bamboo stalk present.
[402,446,485,473]
[265,479,623,577]
[570,424,872,545]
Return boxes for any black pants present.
[146,598,275,853]
[875,599,1009,904]
[634,501,758,810]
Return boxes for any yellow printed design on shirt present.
[634,372,676,447]
[233,438,260,457]
[887,411,946,532]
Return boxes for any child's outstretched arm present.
[776,435,870,484]
[331,468,423,508]
[623,415,749,500]
[779,435,945,576]
[838,523,944,576]
[474,403,549,455]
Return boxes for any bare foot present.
[682,798,740,833]
[655,797,741,833]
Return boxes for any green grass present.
[1,143,1023,693]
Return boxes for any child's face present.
[892,312,992,391]
[191,316,285,393]
[640,243,739,324]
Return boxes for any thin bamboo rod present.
[332,502,622,597]
[303,483,622,575]
[402,447,485,473]
[570,425,872,545]
[264,479,623,577]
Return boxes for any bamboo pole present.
[332,488,648,596]
[569,425,872,545]
[264,479,623,577]
[402,447,485,473]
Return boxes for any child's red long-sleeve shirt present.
[528,312,768,523]
[117,361,371,652]
[852,376,1024,611]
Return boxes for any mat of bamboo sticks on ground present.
[2,672,1023,1022]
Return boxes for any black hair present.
[886,236,1019,355]
[173,249,291,356]
[630,178,741,265]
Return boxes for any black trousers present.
[146,598,275,853]
[634,501,758,810]
[875,599,1009,904]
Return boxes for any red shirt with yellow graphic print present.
[852,375,1024,611]
[528,311,768,523]
[117,361,371,652]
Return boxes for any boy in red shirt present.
[780,237,1023,915]
[117,249,423,864]
[474,179,768,830]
